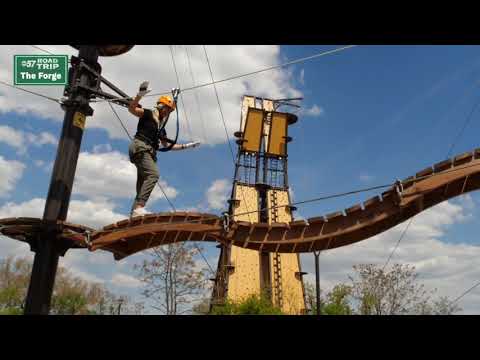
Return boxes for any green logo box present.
[14,55,68,85]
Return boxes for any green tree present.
[0,255,142,315]
[303,263,461,315]
[322,284,353,315]
[210,294,284,315]
[304,282,352,315]
[0,256,32,313]
[192,298,211,315]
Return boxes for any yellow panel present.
[267,112,288,157]
[242,108,264,153]
[227,185,261,302]
[240,96,255,133]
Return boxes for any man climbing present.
[128,81,200,217]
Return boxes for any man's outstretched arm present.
[160,140,201,151]
[128,81,150,117]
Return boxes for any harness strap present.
[158,89,180,153]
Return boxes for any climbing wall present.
[226,184,261,301]
[267,189,306,314]
[263,99,305,315]
[220,95,306,314]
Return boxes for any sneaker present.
[131,207,150,218]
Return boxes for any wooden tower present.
[211,95,307,314]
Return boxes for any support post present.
[24,46,100,315]
[314,251,321,315]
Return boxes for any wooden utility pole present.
[24,45,133,314]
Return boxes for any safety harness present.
[157,88,180,153]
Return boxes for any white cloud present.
[0,125,24,150]
[67,199,126,229]
[300,196,480,314]
[175,206,200,213]
[299,69,305,85]
[35,132,57,146]
[65,265,106,284]
[0,45,305,145]
[206,179,229,210]
[0,197,125,229]
[0,196,121,286]
[111,273,142,288]
[33,159,45,167]
[44,161,53,172]
[92,143,113,153]
[303,104,324,117]
[0,235,31,259]
[73,150,178,206]
[456,194,475,211]
[0,125,57,154]
[359,173,375,183]
[0,156,25,197]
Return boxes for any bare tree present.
[348,264,461,315]
[134,243,209,315]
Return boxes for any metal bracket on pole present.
[64,56,133,108]
[222,212,230,233]
[394,179,404,205]
[84,230,92,248]
[273,97,303,111]
[171,87,181,101]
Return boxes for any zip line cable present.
[381,218,413,272]
[22,44,480,308]
[148,160,480,230]
[202,46,237,162]
[382,88,480,271]
[169,45,194,141]
[166,46,214,274]
[185,45,208,143]
[443,92,480,308]
[108,100,215,274]
[93,45,358,104]
[107,102,177,211]
[26,44,359,109]
[379,83,480,308]
[202,45,253,223]
[107,102,133,141]
[446,92,480,159]
[131,182,396,230]
[29,45,55,55]
[144,45,359,98]
[450,280,480,306]
[0,80,60,103]
[27,43,217,276]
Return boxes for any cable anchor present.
[222,212,230,233]
[394,179,404,204]
[84,230,92,248]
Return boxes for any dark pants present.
[129,138,159,208]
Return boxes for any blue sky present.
[1,45,480,314]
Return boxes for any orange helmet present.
[157,95,176,110]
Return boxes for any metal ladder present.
[270,190,283,308]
